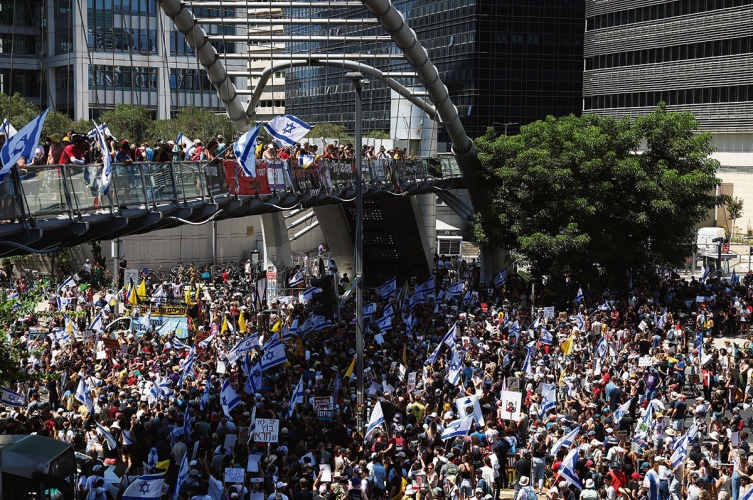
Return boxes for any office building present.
[284,0,585,144]
[0,0,249,120]
[583,0,753,231]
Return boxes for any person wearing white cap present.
[268,482,289,500]
[579,479,598,500]
[514,476,535,500]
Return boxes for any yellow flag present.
[127,281,138,305]
[271,319,282,333]
[560,335,574,356]
[238,312,246,332]
[221,316,228,335]
[67,319,73,334]
[195,284,201,302]
[184,288,194,306]
[343,356,356,379]
[402,344,407,365]
[558,369,566,387]
[136,279,147,300]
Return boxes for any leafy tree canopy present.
[473,103,727,289]
[0,92,79,139]
[0,286,47,384]
[308,123,352,142]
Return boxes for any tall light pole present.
[346,71,366,434]
[493,121,519,136]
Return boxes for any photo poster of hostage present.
[499,390,522,421]
[454,394,484,426]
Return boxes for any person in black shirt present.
[514,450,532,493]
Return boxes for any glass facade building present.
[284,0,585,144]
[583,0,753,131]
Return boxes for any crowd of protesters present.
[4,250,753,500]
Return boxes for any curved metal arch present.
[245,60,438,121]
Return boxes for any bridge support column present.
[314,205,355,276]
[260,212,292,271]
[410,194,436,271]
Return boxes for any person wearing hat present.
[345,477,368,500]
[47,133,65,164]
[514,476,535,500]
[579,478,598,500]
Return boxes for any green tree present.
[308,123,351,141]
[474,104,728,289]
[726,196,744,238]
[151,106,236,145]
[0,93,73,138]
[367,130,390,139]
[0,286,47,384]
[70,118,96,136]
[99,104,154,145]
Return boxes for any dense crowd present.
[4,253,753,500]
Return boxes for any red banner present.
[224,159,290,196]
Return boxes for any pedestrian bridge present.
[0,156,464,257]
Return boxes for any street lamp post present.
[493,121,519,136]
[346,71,366,434]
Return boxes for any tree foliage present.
[367,130,390,139]
[99,105,154,145]
[0,286,46,384]
[0,92,80,138]
[150,105,236,145]
[726,196,744,236]
[474,104,728,288]
[308,123,351,141]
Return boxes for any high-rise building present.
[583,0,753,230]
[284,0,585,144]
[0,0,248,120]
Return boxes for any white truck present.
[697,227,726,257]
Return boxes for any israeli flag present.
[377,277,397,299]
[175,454,189,495]
[701,264,710,281]
[424,324,458,365]
[199,334,215,349]
[447,346,464,386]
[298,314,315,335]
[574,313,585,331]
[540,329,553,345]
[244,362,263,394]
[91,120,114,195]
[440,415,474,440]
[89,311,104,332]
[121,474,165,500]
[493,268,507,288]
[550,425,580,457]
[220,378,241,415]
[259,340,287,371]
[286,374,305,419]
[540,383,557,417]
[613,397,633,426]
[157,375,171,397]
[376,314,393,332]
[147,383,161,406]
[382,303,394,319]
[289,270,305,287]
[522,346,533,375]
[595,335,608,359]
[0,118,18,137]
[447,281,464,297]
[58,276,76,293]
[53,328,70,344]
[558,446,582,490]
[176,133,192,150]
[313,314,333,331]
[0,386,25,408]
[141,308,152,330]
[598,300,611,312]
[183,404,192,436]
[509,319,520,336]
[96,421,118,450]
[656,311,667,330]
[301,287,321,302]
[226,335,258,364]
[289,317,299,335]
[146,447,158,472]
[365,401,385,441]
[363,303,377,319]
[87,122,114,140]
[75,378,94,413]
[200,379,211,410]
[670,429,690,469]
[56,297,72,310]
[416,277,434,293]
[234,122,262,177]
[575,286,584,304]
[0,109,49,183]
[264,114,313,146]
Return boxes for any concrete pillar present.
[156,10,172,120]
[72,0,89,120]
[411,194,436,270]
[260,212,292,270]
[314,205,355,274]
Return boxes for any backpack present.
[444,463,460,483]
[524,486,537,500]
[667,330,675,341]
[477,479,491,496]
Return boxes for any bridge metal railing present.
[3,154,462,224]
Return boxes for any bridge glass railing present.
[19,166,73,217]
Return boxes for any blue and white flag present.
[87,122,114,140]
[540,383,556,417]
[574,313,585,331]
[410,291,426,309]
[259,340,287,371]
[595,335,608,359]
[146,447,158,472]
[53,328,70,344]
[75,378,94,413]
[382,304,394,319]
[670,429,691,469]
[416,277,434,293]
[298,314,315,335]
[447,346,464,386]
[550,425,580,457]
[244,361,263,395]
[56,297,72,310]
[440,414,474,440]
[286,374,305,419]
[58,276,76,292]
[96,421,118,450]
[301,287,321,302]
[424,324,458,365]
[509,319,520,336]
[175,454,189,495]
[461,290,472,307]
[598,300,611,312]
[701,264,710,282]
[613,397,633,426]
[559,446,582,490]
[220,378,241,415]
[376,313,393,332]
[522,346,533,375]
[313,314,333,331]
[0,108,49,183]
[0,118,17,138]
[377,277,397,299]
[92,120,114,194]
[264,114,313,146]
[493,268,507,288]
[226,334,259,364]
[234,122,262,178]
[363,303,377,319]
[540,329,553,345]
[121,474,165,500]
[289,270,305,287]
[156,374,171,397]
[141,308,152,330]
[89,311,104,332]
[200,379,211,410]
[634,400,656,442]
[199,334,215,349]
[365,401,385,441]
[575,286,584,304]
[0,386,25,408]
[447,281,464,297]
[147,383,161,406]
[179,349,195,387]
[656,311,667,330]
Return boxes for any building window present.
[89,65,157,90]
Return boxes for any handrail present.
[5,156,461,225]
